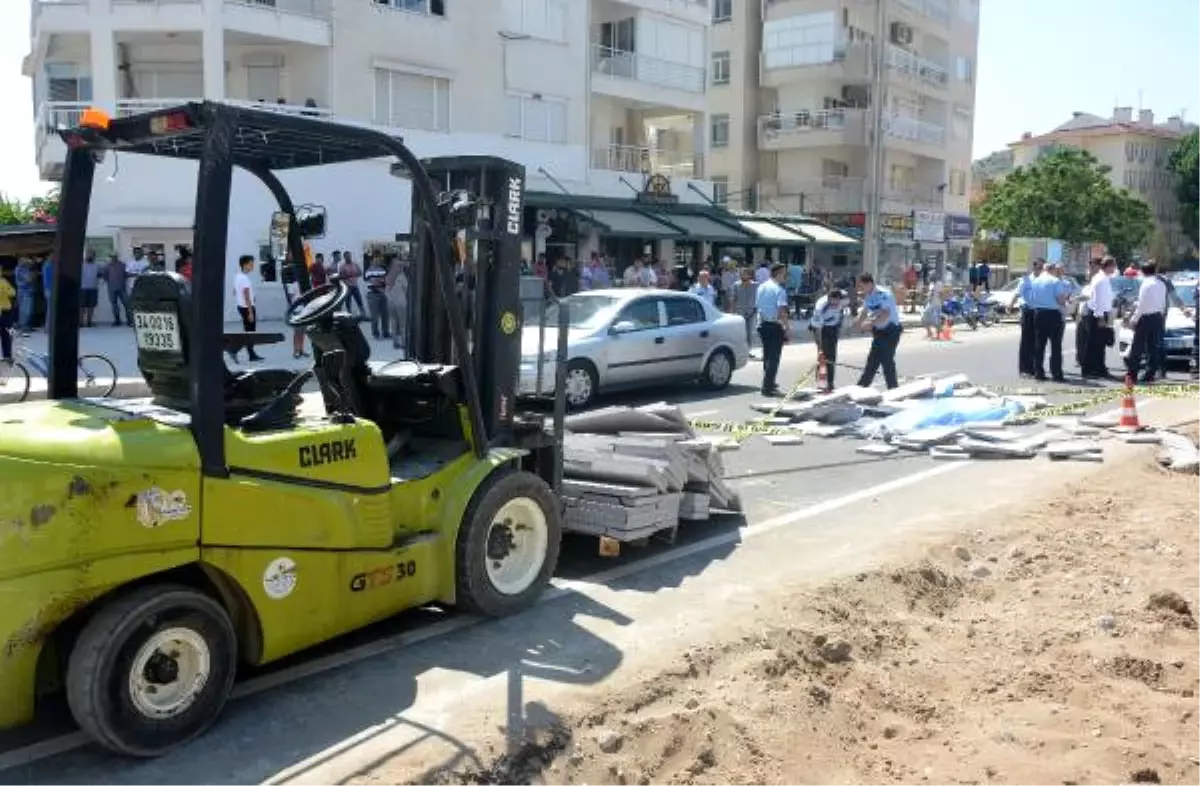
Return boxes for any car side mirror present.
[610,320,636,334]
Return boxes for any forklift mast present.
[407,156,527,447]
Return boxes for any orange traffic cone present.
[1118,374,1141,429]
[816,351,828,391]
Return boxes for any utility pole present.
[862,0,888,278]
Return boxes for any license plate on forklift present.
[134,311,182,353]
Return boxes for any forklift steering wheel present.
[286,280,350,327]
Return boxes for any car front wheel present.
[702,349,734,389]
[563,360,598,409]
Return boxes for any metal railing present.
[35,100,88,159]
[591,44,705,94]
[886,44,949,89]
[225,0,331,19]
[757,107,864,141]
[590,144,701,179]
[884,116,946,147]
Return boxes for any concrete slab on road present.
[3,395,1193,785]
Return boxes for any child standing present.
[922,284,943,340]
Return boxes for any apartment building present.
[707,0,980,278]
[24,0,714,318]
[1009,108,1197,259]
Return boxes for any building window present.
[713,0,732,23]
[505,93,568,143]
[763,12,838,69]
[44,63,92,103]
[711,176,730,207]
[376,0,446,15]
[710,114,730,147]
[130,67,204,100]
[373,68,451,131]
[711,51,731,85]
[949,169,966,195]
[955,55,973,84]
[502,0,567,41]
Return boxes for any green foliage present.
[974,148,1154,261]
[0,189,59,226]
[1169,129,1198,247]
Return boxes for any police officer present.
[755,262,790,397]
[1028,259,1070,382]
[853,273,903,389]
[1017,258,1045,377]
[809,288,844,392]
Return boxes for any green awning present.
[572,208,681,239]
[781,221,860,245]
[735,218,810,245]
[653,213,755,243]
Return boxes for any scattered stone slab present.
[764,434,805,446]
[856,443,899,456]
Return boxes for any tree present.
[0,189,58,226]
[1169,129,1198,248]
[974,148,1154,261]
[0,193,31,225]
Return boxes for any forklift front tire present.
[65,584,238,758]
[456,470,562,617]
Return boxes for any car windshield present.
[1176,284,1197,307]
[542,294,622,329]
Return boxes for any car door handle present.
[699,330,709,338]
[654,336,665,344]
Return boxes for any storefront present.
[945,214,974,274]
[525,173,761,277]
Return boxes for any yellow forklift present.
[0,101,568,756]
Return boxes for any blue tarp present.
[876,397,1025,434]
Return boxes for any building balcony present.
[34,98,333,179]
[598,0,710,27]
[757,108,868,150]
[885,45,949,92]
[590,143,702,180]
[883,116,946,157]
[590,44,707,113]
[893,0,952,31]
[759,176,867,215]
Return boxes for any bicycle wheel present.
[78,354,118,398]
[0,361,31,405]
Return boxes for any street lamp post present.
[862,0,889,279]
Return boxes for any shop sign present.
[912,210,946,243]
[635,173,680,206]
[945,214,974,240]
[813,212,865,238]
[880,213,913,238]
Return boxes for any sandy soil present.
[431,431,1200,786]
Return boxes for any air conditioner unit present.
[889,22,913,46]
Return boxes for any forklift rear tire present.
[456,470,562,617]
[65,584,238,758]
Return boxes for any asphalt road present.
[0,320,1182,783]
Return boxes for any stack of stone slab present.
[560,403,740,542]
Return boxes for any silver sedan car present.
[518,288,750,409]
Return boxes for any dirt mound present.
[408,450,1199,786]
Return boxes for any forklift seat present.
[306,313,374,419]
[131,272,303,424]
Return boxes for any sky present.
[0,0,1197,201]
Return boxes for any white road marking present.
[683,408,718,419]
[0,397,1164,774]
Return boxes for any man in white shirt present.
[124,247,150,293]
[622,257,656,288]
[689,269,717,306]
[754,260,771,284]
[1124,261,1168,382]
[1081,256,1117,379]
[808,288,844,391]
[230,254,263,363]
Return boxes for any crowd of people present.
[1017,254,1197,383]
